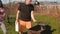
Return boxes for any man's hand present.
[15,19,18,22]
[33,19,37,22]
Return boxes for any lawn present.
[0,15,60,34]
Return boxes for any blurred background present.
[0,0,60,34]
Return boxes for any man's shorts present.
[19,20,32,32]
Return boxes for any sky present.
[1,0,60,4]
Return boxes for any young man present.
[16,0,36,34]
[0,0,7,34]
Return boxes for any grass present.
[35,15,60,34]
[0,15,60,34]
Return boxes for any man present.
[16,0,36,34]
[0,0,7,34]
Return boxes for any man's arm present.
[3,13,5,17]
[31,11,36,22]
[1,9,5,17]
[16,10,20,22]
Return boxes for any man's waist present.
[20,18,31,21]
[0,17,4,19]
[0,20,4,22]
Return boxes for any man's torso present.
[18,3,34,21]
[0,8,5,22]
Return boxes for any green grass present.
[0,15,60,34]
[35,15,60,34]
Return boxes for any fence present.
[34,4,60,17]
